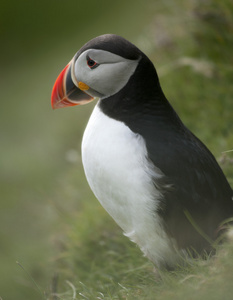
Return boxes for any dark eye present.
[87,56,99,69]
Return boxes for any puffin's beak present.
[51,61,94,109]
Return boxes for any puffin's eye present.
[87,56,99,69]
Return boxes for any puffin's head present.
[51,34,142,109]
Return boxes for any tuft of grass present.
[52,227,233,299]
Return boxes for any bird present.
[51,34,233,269]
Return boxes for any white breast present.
[81,104,182,267]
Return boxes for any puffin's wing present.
[145,128,233,250]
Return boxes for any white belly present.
[81,104,181,267]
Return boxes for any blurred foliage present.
[0,0,155,65]
[192,0,233,64]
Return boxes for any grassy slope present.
[51,1,233,299]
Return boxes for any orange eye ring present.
[87,56,99,69]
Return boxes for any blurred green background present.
[1,1,156,298]
[1,0,233,299]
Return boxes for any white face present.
[71,49,140,98]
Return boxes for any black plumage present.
[94,35,233,254]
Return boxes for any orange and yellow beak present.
[51,61,94,109]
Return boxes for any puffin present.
[51,34,233,269]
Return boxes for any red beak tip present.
[51,62,94,109]
[51,64,70,109]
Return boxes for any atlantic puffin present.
[51,34,233,269]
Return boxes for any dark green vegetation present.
[1,0,233,299]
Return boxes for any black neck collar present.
[99,55,183,135]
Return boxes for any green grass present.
[1,0,233,299]
[52,232,233,300]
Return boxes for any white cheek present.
[90,62,130,95]
[74,51,139,97]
